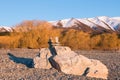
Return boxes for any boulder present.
[33,46,108,79]
[52,46,108,79]
[33,48,52,69]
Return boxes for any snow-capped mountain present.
[0,26,13,32]
[49,16,120,33]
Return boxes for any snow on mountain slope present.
[88,17,110,29]
[49,16,120,32]
[0,26,13,32]
[112,17,120,21]
[77,18,95,28]
[49,19,71,27]
[98,16,118,31]
[64,18,78,27]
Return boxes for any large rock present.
[33,48,52,69]
[52,46,108,79]
[33,46,108,79]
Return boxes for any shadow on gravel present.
[8,53,33,68]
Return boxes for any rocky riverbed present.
[0,49,120,80]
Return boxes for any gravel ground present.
[0,49,120,80]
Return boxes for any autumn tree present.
[60,29,90,50]
[98,33,118,50]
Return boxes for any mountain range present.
[49,16,120,33]
[1,16,120,33]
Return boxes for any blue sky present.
[0,0,120,26]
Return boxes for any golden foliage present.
[60,29,90,50]
[98,33,118,50]
[12,20,61,48]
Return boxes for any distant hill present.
[0,26,13,32]
[1,16,120,34]
[49,16,120,33]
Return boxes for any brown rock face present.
[33,46,108,79]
